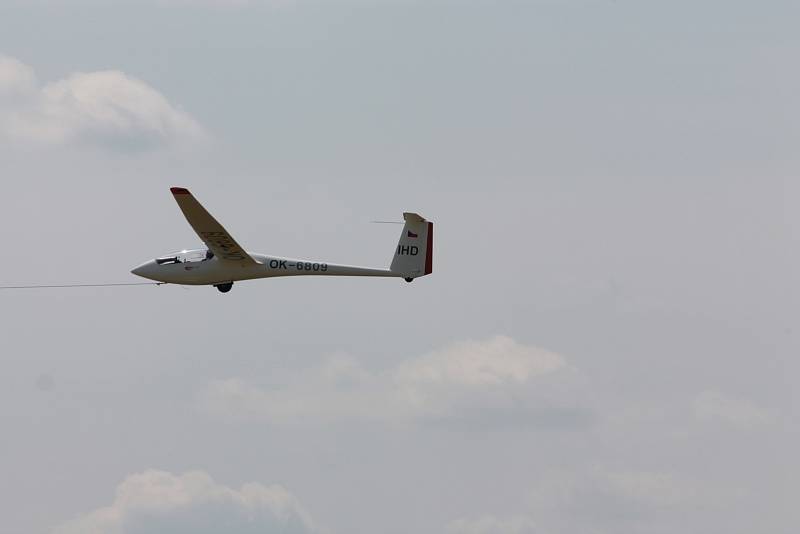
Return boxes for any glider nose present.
[131,260,156,279]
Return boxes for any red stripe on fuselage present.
[425,222,433,275]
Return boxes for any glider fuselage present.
[132,250,399,286]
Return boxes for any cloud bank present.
[447,515,542,534]
[693,390,772,427]
[52,470,321,534]
[450,466,747,534]
[201,336,583,424]
[0,55,205,150]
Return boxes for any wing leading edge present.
[170,187,260,265]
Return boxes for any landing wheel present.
[404,277,414,283]
[215,282,233,293]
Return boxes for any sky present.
[1,1,799,533]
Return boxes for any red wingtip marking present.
[424,222,433,275]
[170,187,190,195]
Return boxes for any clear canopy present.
[155,249,212,264]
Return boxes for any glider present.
[131,188,433,293]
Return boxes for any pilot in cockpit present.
[205,249,214,261]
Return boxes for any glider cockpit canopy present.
[155,249,213,265]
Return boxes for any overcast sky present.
[1,1,799,533]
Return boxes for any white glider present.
[131,187,433,293]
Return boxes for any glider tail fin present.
[390,213,433,279]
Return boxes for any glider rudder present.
[390,212,433,280]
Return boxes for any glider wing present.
[170,187,260,264]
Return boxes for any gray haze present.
[1,1,798,533]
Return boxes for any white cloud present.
[52,470,322,534]
[3,0,308,7]
[394,336,564,387]
[532,467,746,512]
[601,470,724,508]
[453,467,747,534]
[0,54,205,150]
[201,336,577,423]
[0,55,36,95]
[447,515,543,534]
[693,390,772,427]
